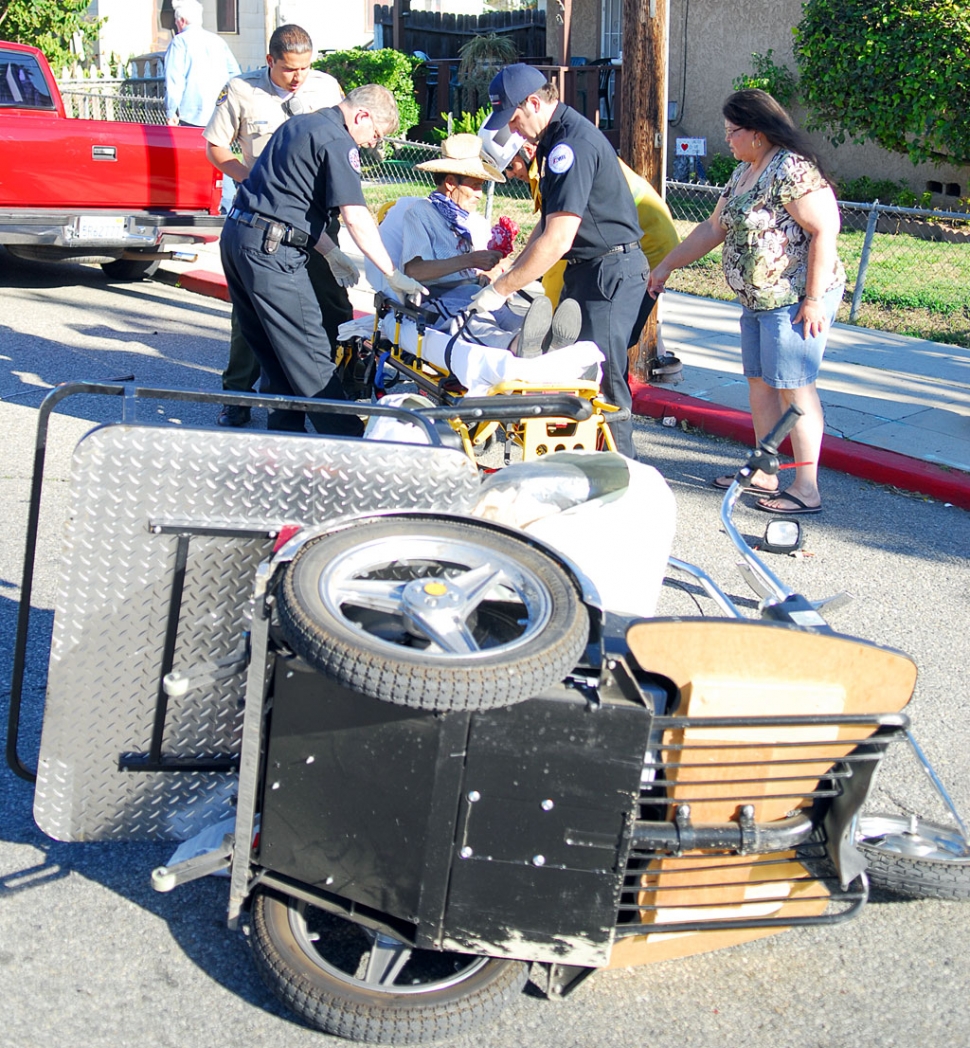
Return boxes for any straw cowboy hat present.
[416,133,506,183]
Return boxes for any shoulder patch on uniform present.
[215,84,229,106]
[548,143,575,174]
[349,147,361,173]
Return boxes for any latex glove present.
[385,268,429,300]
[469,283,508,315]
[323,247,360,288]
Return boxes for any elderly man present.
[204,24,351,427]
[220,85,425,436]
[164,0,239,128]
[374,134,579,356]
[475,65,653,457]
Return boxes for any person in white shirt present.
[164,0,240,127]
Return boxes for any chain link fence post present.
[850,202,881,322]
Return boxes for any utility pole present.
[620,0,669,380]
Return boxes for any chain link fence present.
[665,181,970,347]
[360,137,538,229]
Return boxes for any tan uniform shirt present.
[203,67,343,171]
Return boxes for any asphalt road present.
[1,250,969,1048]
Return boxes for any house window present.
[217,0,238,34]
[601,0,622,58]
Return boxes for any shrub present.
[314,48,421,138]
[705,152,740,186]
[732,50,797,109]
[794,0,970,166]
[429,106,491,143]
[836,176,925,207]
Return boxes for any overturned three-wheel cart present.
[8,384,969,1044]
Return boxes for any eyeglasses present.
[724,125,747,139]
[361,111,384,145]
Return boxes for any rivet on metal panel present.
[305,755,315,764]
[467,790,481,802]
[271,781,280,790]
[541,799,554,811]
[532,854,546,866]
[460,846,473,858]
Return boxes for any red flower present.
[487,215,521,257]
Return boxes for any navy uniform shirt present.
[536,103,642,262]
[235,106,366,242]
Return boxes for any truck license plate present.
[77,216,127,239]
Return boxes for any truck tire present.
[251,889,528,1044]
[856,814,970,901]
[276,516,589,712]
[100,258,161,281]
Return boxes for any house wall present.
[87,0,160,65]
[230,0,373,66]
[667,0,967,200]
[88,1,374,72]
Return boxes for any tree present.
[0,0,103,70]
[794,0,970,166]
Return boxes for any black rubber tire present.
[100,257,161,281]
[857,814,970,901]
[276,516,588,712]
[250,889,528,1044]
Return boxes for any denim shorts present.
[739,285,844,388]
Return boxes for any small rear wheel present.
[856,814,970,901]
[250,889,528,1043]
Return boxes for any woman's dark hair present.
[723,89,834,184]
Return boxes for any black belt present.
[228,209,311,248]
[566,242,639,265]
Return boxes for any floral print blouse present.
[719,149,845,311]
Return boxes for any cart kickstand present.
[151,834,234,892]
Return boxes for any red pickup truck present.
[0,40,222,279]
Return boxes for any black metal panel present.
[258,658,468,923]
[440,688,654,965]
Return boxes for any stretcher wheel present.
[276,516,588,712]
[250,888,528,1043]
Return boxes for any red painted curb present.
[177,269,231,302]
[631,379,970,511]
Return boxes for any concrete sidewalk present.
[155,238,970,509]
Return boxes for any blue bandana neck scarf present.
[428,191,473,253]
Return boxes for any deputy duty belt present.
[566,242,639,265]
[228,209,311,248]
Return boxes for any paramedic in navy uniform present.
[220,84,426,435]
[474,64,651,458]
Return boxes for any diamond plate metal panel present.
[34,425,480,842]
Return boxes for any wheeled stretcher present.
[337,291,630,463]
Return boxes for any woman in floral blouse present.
[649,90,844,514]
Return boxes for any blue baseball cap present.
[483,63,547,130]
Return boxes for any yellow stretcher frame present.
[346,293,624,465]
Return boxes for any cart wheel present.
[856,814,970,901]
[276,516,588,712]
[251,889,528,1044]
